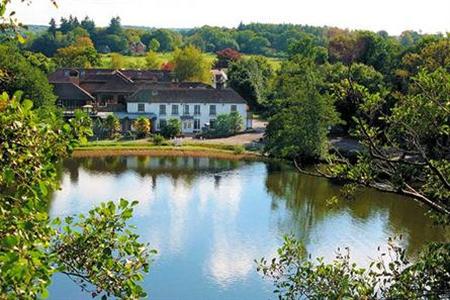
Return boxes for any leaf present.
[119,199,129,209]
[39,182,48,196]
[22,99,33,111]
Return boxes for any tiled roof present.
[48,68,171,83]
[48,68,247,106]
[52,82,95,101]
[127,88,246,104]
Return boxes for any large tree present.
[0,44,56,108]
[54,36,100,68]
[171,45,211,83]
[227,56,273,111]
[264,57,340,161]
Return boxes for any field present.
[99,53,282,70]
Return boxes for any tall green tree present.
[265,58,339,161]
[172,45,211,83]
[54,36,100,68]
[227,56,273,111]
[0,44,56,108]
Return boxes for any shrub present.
[152,134,166,145]
[104,114,121,139]
[133,117,151,138]
[233,145,245,155]
[160,118,181,138]
[203,112,243,138]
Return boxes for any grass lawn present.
[99,53,282,70]
[74,139,260,160]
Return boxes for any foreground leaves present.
[0,93,153,299]
[257,236,450,300]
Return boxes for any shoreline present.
[73,146,262,160]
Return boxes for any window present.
[184,104,190,115]
[209,105,216,116]
[172,104,179,115]
[231,105,237,112]
[99,95,112,107]
[159,104,166,115]
[209,119,216,129]
[194,105,201,115]
[138,103,145,112]
[159,119,167,129]
[194,119,201,130]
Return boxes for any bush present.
[203,112,243,138]
[233,145,245,154]
[160,119,181,138]
[152,134,166,145]
[104,114,121,139]
[133,117,151,138]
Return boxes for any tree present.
[0,44,56,108]
[54,36,100,68]
[110,52,126,69]
[258,235,450,299]
[215,48,241,69]
[48,18,57,37]
[227,56,273,111]
[0,93,153,298]
[148,29,181,52]
[148,38,160,52]
[327,68,449,217]
[22,51,56,75]
[133,116,151,138]
[203,112,243,138]
[1,3,152,298]
[80,16,96,36]
[264,58,340,161]
[171,45,211,83]
[324,62,387,132]
[104,114,121,139]
[106,16,124,36]
[145,51,160,69]
[160,118,181,138]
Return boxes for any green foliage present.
[104,114,121,139]
[160,118,181,138]
[148,38,160,52]
[110,52,126,69]
[0,92,152,298]
[203,112,243,138]
[233,145,245,155]
[172,45,212,83]
[152,133,166,145]
[258,236,450,299]
[53,200,154,299]
[145,50,161,69]
[265,58,340,161]
[0,44,57,108]
[227,56,274,111]
[54,36,100,68]
[132,116,151,138]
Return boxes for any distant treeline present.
[22,15,446,58]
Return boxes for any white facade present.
[127,102,248,134]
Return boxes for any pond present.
[48,156,449,299]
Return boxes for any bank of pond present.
[48,155,449,300]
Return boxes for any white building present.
[126,88,250,134]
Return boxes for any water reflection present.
[48,156,449,300]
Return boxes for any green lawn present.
[100,53,282,70]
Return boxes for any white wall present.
[127,102,248,133]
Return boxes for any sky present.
[10,0,450,35]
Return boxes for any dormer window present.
[138,103,145,112]
[69,70,79,77]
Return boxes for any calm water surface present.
[48,156,449,300]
